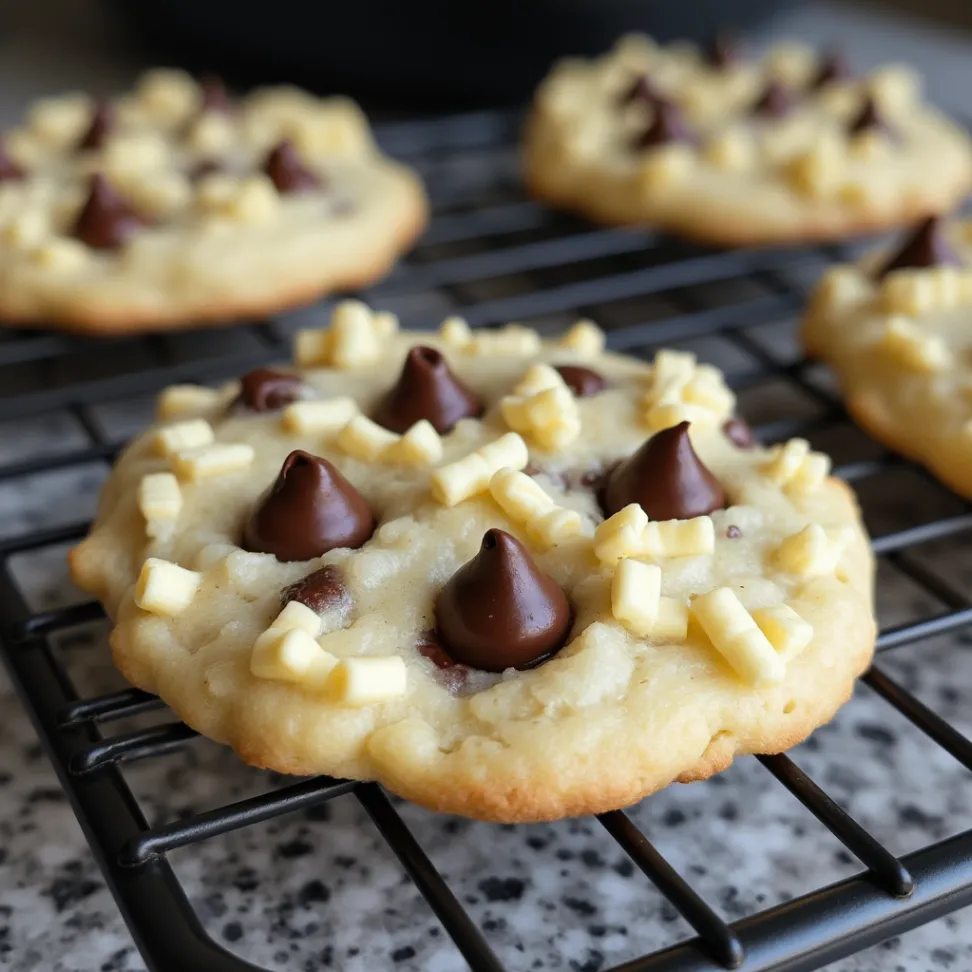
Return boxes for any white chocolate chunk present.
[156,385,222,421]
[882,268,971,316]
[488,467,586,548]
[282,397,359,435]
[431,433,529,506]
[327,656,408,705]
[813,266,873,311]
[251,628,337,683]
[153,418,214,457]
[501,366,581,451]
[762,438,831,492]
[329,300,383,368]
[31,238,89,271]
[594,503,648,564]
[642,516,715,559]
[611,559,661,636]
[172,442,255,480]
[271,600,324,637]
[880,315,951,372]
[438,315,473,349]
[336,415,399,461]
[529,507,587,547]
[381,420,443,466]
[593,504,714,563]
[640,143,694,191]
[138,472,182,531]
[134,558,202,616]
[293,328,333,367]
[774,524,852,577]
[643,349,734,429]
[752,604,813,661]
[292,301,388,370]
[691,588,786,686]
[559,319,606,356]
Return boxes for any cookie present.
[523,34,972,247]
[803,214,972,499]
[70,303,875,822]
[0,71,427,333]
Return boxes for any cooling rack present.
[3,108,972,972]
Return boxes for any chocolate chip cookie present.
[71,305,875,821]
[0,71,427,332]
[524,35,972,246]
[803,214,972,499]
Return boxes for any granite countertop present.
[3,3,972,971]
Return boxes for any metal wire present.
[2,107,972,972]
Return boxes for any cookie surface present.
[523,35,972,247]
[70,304,875,822]
[0,71,426,333]
[803,215,972,499]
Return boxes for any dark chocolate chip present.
[263,140,321,194]
[602,421,727,520]
[417,630,459,670]
[72,174,148,250]
[810,51,851,89]
[555,365,605,398]
[726,525,742,539]
[78,100,113,151]
[373,345,482,434]
[876,216,960,279]
[238,368,307,411]
[705,33,739,69]
[281,565,349,614]
[723,416,756,449]
[416,630,470,692]
[621,74,664,106]
[752,81,796,118]
[635,99,695,150]
[200,76,233,114]
[435,529,572,672]
[0,141,23,182]
[847,96,895,141]
[243,450,374,562]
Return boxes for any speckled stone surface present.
[4,3,972,972]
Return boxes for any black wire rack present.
[3,108,972,972]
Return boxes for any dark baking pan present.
[109,0,803,108]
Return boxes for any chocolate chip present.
[78,100,113,151]
[810,51,851,89]
[190,159,222,181]
[847,96,895,141]
[238,368,308,411]
[435,529,572,672]
[752,81,796,118]
[263,140,321,194]
[200,75,233,114]
[0,141,23,182]
[373,346,482,434]
[876,216,960,279]
[726,525,742,539]
[635,100,694,150]
[555,365,605,398]
[281,565,349,613]
[243,450,374,562]
[621,74,664,106]
[602,421,727,521]
[72,174,148,250]
[705,33,739,69]
[416,630,470,692]
[723,416,756,450]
